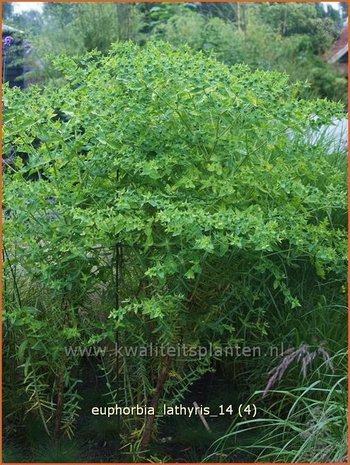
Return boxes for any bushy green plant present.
[3,42,346,454]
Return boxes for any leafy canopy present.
[4,41,346,334]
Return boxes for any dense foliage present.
[4,2,348,103]
[3,42,347,461]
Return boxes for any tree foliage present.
[5,2,347,103]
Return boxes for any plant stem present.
[3,244,22,308]
[140,355,172,450]
[115,241,121,435]
[54,366,65,442]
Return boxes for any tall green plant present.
[3,42,346,454]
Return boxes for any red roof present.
[325,23,348,64]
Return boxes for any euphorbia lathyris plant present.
[3,42,346,453]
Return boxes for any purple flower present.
[3,36,15,47]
